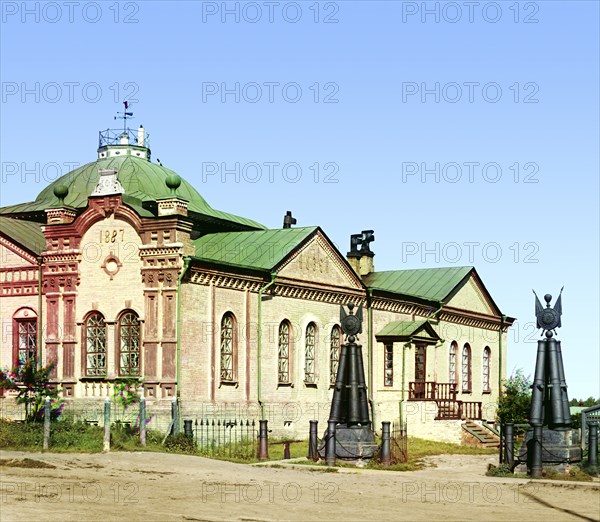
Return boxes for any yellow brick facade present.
[0,136,514,443]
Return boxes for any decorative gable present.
[276,232,363,291]
[445,274,498,316]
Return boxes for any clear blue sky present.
[1,1,598,399]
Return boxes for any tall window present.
[85,312,107,377]
[278,320,291,384]
[329,325,341,385]
[415,345,426,381]
[449,341,457,384]
[118,311,140,376]
[16,320,37,366]
[304,322,316,384]
[482,346,491,392]
[220,313,237,382]
[462,343,472,392]
[384,344,393,386]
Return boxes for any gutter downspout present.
[400,341,410,423]
[367,289,375,429]
[37,256,43,369]
[498,315,506,397]
[176,256,191,430]
[258,272,277,419]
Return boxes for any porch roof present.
[375,320,441,344]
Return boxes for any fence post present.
[529,424,543,478]
[504,423,514,469]
[380,421,391,466]
[257,419,269,461]
[42,396,50,451]
[587,421,598,468]
[499,423,504,464]
[308,420,319,461]
[326,420,336,466]
[170,397,179,435]
[139,397,146,447]
[103,398,111,452]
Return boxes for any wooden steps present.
[462,420,500,448]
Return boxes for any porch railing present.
[408,381,457,401]
[435,400,482,420]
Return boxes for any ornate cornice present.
[188,269,264,292]
[0,235,40,264]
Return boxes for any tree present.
[496,369,532,425]
[0,360,63,422]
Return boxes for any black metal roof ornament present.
[283,210,297,229]
[347,230,375,257]
[533,287,563,338]
[340,302,362,342]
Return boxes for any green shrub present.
[486,463,513,477]
[164,433,196,454]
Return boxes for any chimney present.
[137,125,145,147]
[283,210,297,229]
[347,230,375,276]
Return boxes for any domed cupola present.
[0,111,265,232]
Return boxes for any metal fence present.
[193,418,257,459]
[391,420,408,463]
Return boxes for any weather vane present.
[114,100,133,134]
[533,287,563,338]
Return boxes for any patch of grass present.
[540,466,593,482]
[486,463,515,477]
[408,437,496,459]
[0,418,165,454]
[0,419,105,452]
[0,458,56,469]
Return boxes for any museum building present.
[0,125,515,443]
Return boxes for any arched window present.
[449,341,457,385]
[304,322,317,384]
[482,346,491,392]
[118,311,141,377]
[220,312,237,382]
[384,344,393,387]
[84,312,107,377]
[13,308,37,366]
[278,320,292,384]
[329,325,341,385]
[462,343,472,392]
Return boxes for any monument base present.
[318,424,377,460]
[517,428,582,473]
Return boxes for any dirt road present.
[1,450,598,522]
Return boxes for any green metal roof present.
[193,227,318,271]
[0,155,264,230]
[376,320,441,343]
[364,266,473,302]
[0,216,45,255]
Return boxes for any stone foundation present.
[517,427,582,473]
